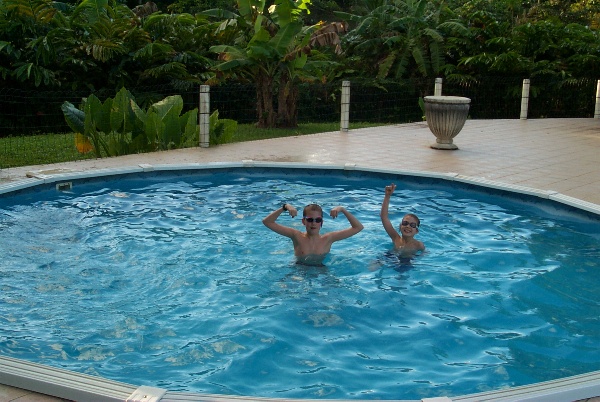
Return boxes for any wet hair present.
[404,213,421,227]
[303,203,323,217]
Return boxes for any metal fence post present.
[199,85,210,147]
[340,81,350,132]
[595,80,600,119]
[434,78,443,96]
[520,79,530,120]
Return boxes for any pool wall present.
[1,161,599,402]
[2,161,599,216]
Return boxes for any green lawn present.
[0,122,384,169]
[0,133,98,169]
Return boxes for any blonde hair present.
[303,203,323,217]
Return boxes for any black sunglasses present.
[304,217,323,223]
[401,220,418,228]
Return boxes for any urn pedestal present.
[424,96,471,150]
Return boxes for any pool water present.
[0,169,599,400]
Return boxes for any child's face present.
[302,211,323,232]
[399,215,419,235]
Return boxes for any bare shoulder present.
[319,231,337,241]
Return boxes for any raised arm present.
[327,206,364,242]
[380,184,400,241]
[262,203,299,238]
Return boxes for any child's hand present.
[286,204,298,218]
[385,183,396,196]
[329,206,345,218]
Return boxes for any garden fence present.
[0,76,598,169]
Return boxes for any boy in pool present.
[263,203,364,265]
[380,183,425,253]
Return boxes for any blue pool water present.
[0,168,599,400]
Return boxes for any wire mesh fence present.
[0,76,597,169]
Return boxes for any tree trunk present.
[255,70,276,128]
[276,69,298,128]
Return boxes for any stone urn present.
[424,95,471,150]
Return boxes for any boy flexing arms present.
[263,203,363,265]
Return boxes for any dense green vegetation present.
[61,87,201,157]
[1,0,598,99]
[0,0,598,163]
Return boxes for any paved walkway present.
[2,118,600,207]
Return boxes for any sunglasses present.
[401,221,418,228]
[303,217,323,223]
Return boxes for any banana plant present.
[207,0,347,128]
[337,0,467,83]
[208,0,318,128]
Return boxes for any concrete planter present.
[424,96,471,150]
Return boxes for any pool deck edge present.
[2,354,600,402]
[3,161,599,215]
[0,355,136,402]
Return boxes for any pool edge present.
[4,161,599,215]
[0,355,136,401]
[2,354,600,402]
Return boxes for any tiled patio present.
[0,118,599,402]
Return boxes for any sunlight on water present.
[0,169,599,400]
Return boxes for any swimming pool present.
[1,163,599,401]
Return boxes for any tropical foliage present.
[336,0,467,83]
[0,0,217,90]
[1,0,599,133]
[61,87,198,157]
[209,109,237,145]
[206,0,347,128]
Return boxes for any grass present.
[0,133,97,169]
[0,122,386,169]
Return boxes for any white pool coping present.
[1,162,599,402]
[1,354,600,402]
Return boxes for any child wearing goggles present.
[263,203,363,265]
[380,183,425,253]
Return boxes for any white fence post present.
[199,85,210,147]
[434,78,443,96]
[595,80,600,119]
[520,79,530,120]
[340,80,350,132]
